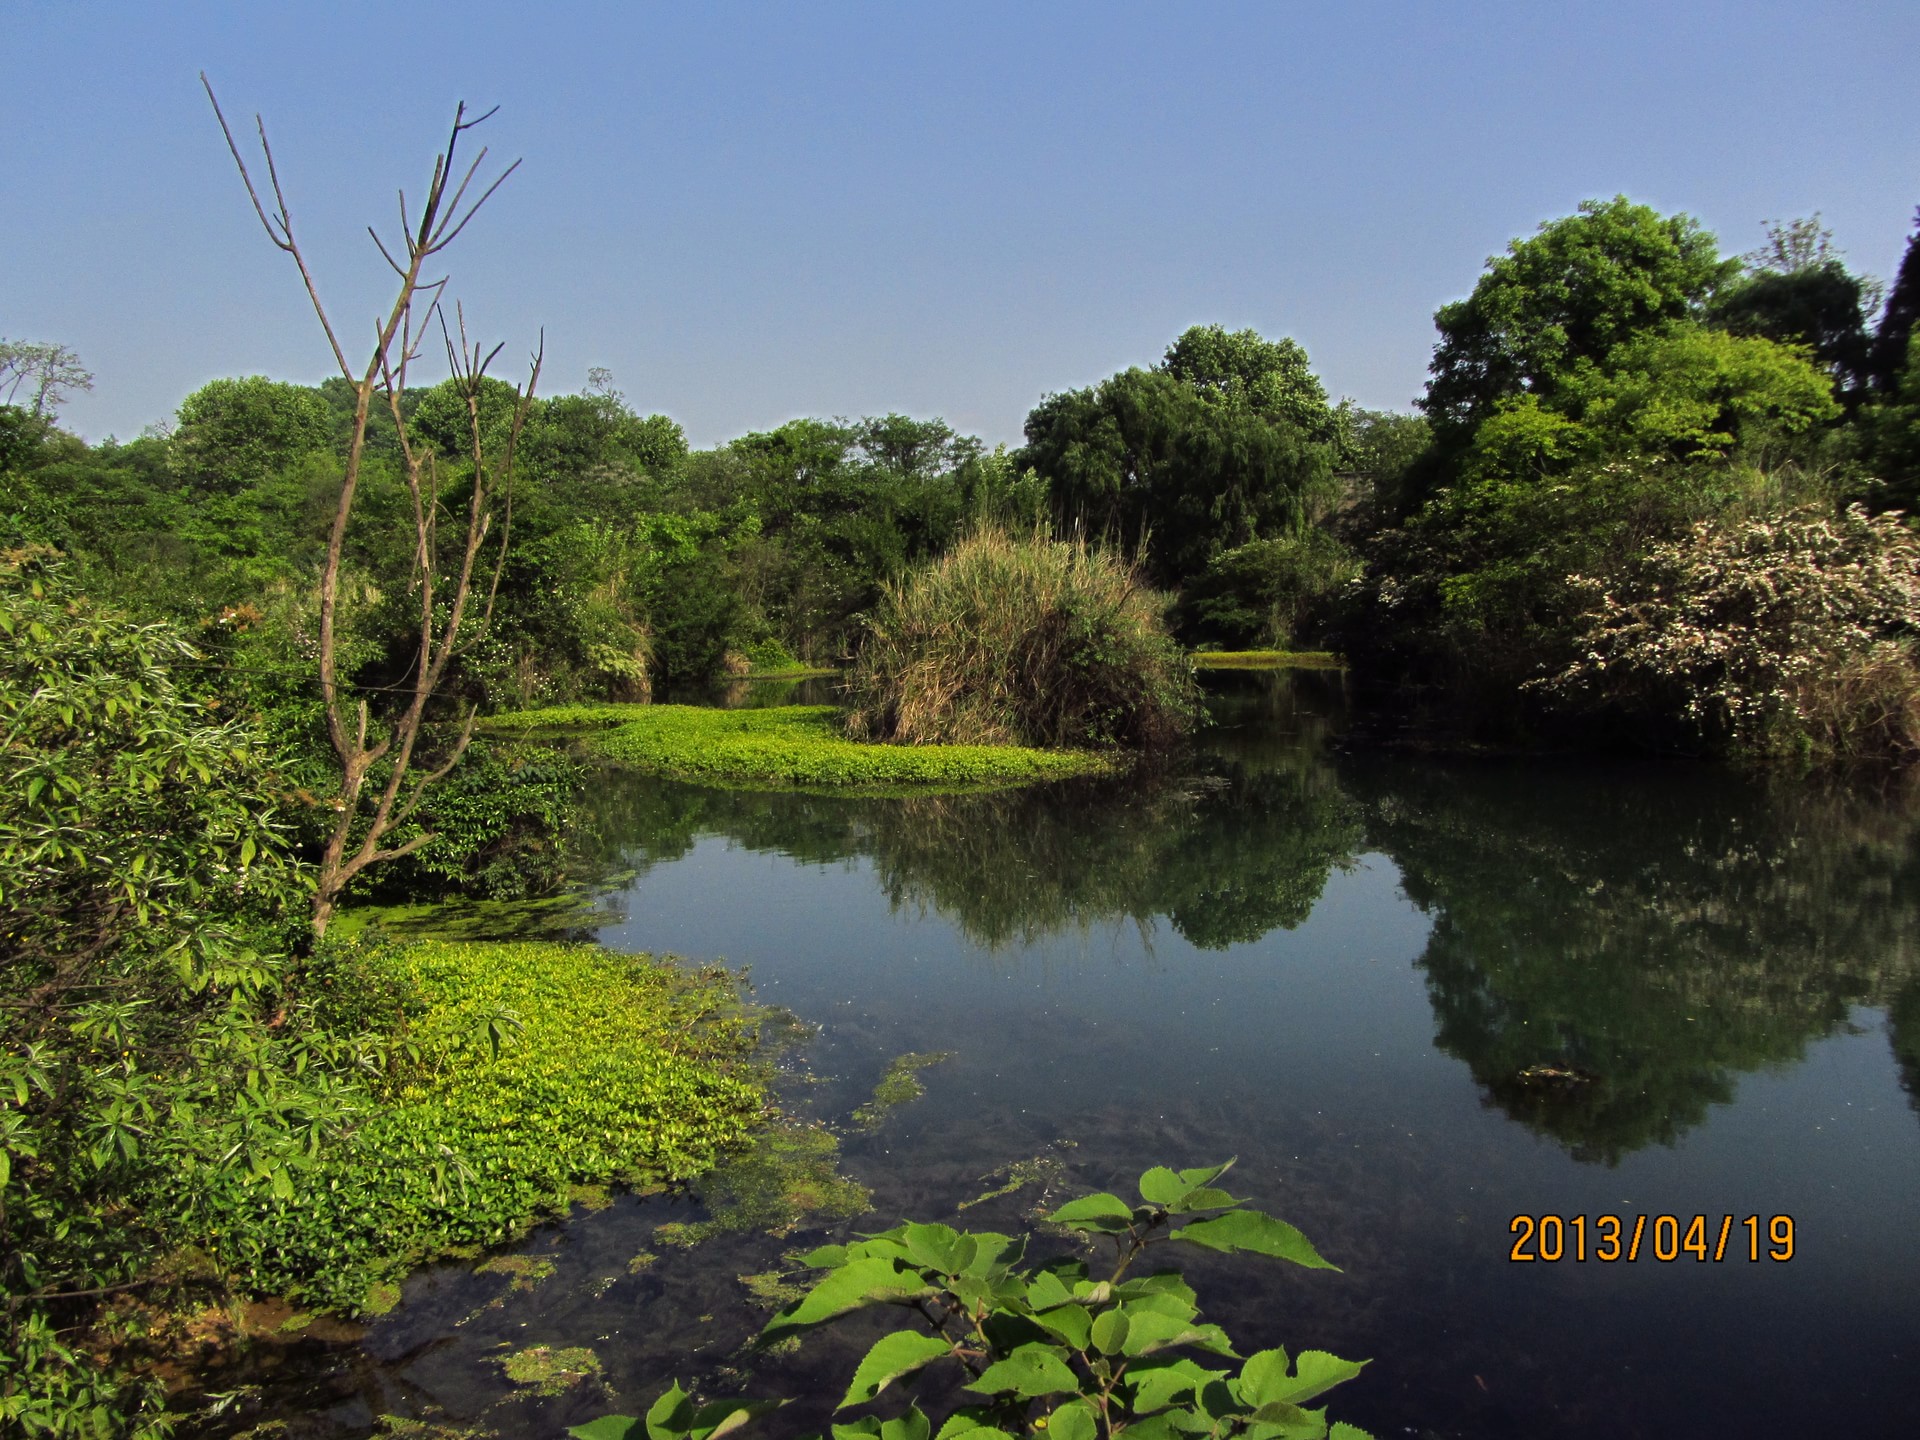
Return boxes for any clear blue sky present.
[6,1,1917,448]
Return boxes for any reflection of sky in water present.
[261,673,1920,1439]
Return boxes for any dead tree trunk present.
[204,77,540,936]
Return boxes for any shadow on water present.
[207,669,1920,1439]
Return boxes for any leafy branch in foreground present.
[575,1160,1373,1440]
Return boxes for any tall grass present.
[844,525,1200,749]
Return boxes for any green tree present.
[1022,328,1336,588]
[1707,216,1878,392]
[171,375,332,495]
[1420,197,1737,446]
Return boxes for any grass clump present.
[202,939,769,1313]
[484,702,1111,789]
[844,526,1201,749]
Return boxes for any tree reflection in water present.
[575,668,1920,1162]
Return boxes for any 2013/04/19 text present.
[1508,1214,1795,1262]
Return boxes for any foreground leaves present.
[601,1162,1373,1440]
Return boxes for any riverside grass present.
[481,702,1112,788]
[202,938,768,1314]
[845,526,1200,750]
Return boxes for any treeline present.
[5,197,1920,767]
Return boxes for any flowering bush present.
[1538,505,1920,762]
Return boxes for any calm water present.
[229,672,1920,1438]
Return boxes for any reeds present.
[844,525,1200,749]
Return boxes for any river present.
[232,669,1920,1438]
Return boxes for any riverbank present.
[481,703,1116,789]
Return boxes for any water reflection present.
[580,669,1920,1163]
[1351,759,1920,1161]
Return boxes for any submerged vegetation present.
[486,702,1116,789]
[579,1161,1373,1440]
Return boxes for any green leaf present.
[1046,1400,1098,1440]
[879,1407,932,1440]
[569,1419,642,1440]
[1031,1302,1092,1350]
[1169,1210,1337,1270]
[798,1244,848,1268]
[1127,1358,1225,1414]
[1138,1166,1188,1205]
[1177,1160,1235,1189]
[646,1384,696,1440]
[1242,1402,1326,1439]
[1117,1311,1235,1359]
[692,1401,784,1440]
[1238,1349,1367,1410]
[965,1342,1082,1398]
[1091,1308,1130,1355]
[1025,1270,1073,1309]
[1166,1186,1240,1215]
[761,1257,933,1344]
[933,1409,1008,1440]
[839,1330,956,1409]
[1329,1424,1379,1440]
[1047,1192,1134,1232]
[902,1222,970,1273]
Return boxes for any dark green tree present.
[1867,206,1920,394]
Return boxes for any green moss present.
[481,703,1114,790]
[207,940,769,1313]
[362,1282,401,1316]
[1191,650,1344,669]
[474,1254,557,1291]
[626,1249,659,1274]
[498,1344,603,1396]
[850,1051,953,1129]
[737,1267,808,1310]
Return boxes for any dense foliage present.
[844,527,1200,750]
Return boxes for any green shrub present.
[844,527,1200,749]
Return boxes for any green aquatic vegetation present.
[475,1254,557,1292]
[737,1266,809,1311]
[956,1143,1079,1215]
[627,1249,659,1274]
[849,1051,954,1130]
[200,939,769,1313]
[499,1344,604,1396]
[655,1120,870,1249]
[485,703,1113,789]
[1192,650,1344,669]
[578,1161,1373,1440]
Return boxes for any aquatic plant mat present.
[1192,650,1344,669]
[205,940,771,1316]
[481,703,1112,789]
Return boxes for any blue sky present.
[6,1,1917,447]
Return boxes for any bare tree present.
[0,339,93,417]
[203,75,541,936]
